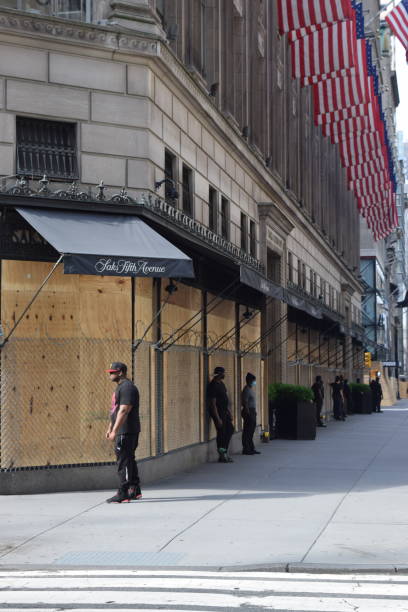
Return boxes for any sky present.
[395,42,408,141]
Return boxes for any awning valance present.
[16,207,194,278]
[240,265,284,300]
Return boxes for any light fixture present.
[155,178,179,200]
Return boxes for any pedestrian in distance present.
[331,375,345,421]
[343,378,353,414]
[370,376,383,413]
[207,366,234,463]
[105,362,142,503]
[339,375,347,420]
[241,372,261,455]
[311,375,326,427]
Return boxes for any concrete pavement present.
[2,402,408,571]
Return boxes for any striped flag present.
[290,20,357,82]
[385,0,408,57]
[277,0,354,34]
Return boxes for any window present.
[164,149,177,204]
[16,117,78,180]
[301,263,307,290]
[240,213,247,251]
[6,1,91,21]
[311,271,317,297]
[220,197,229,239]
[182,164,193,216]
[288,252,293,283]
[249,220,256,257]
[209,186,218,232]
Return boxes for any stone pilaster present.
[109,0,166,38]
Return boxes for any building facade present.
[0,0,364,493]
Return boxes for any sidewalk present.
[2,402,408,571]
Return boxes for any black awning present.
[16,207,194,278]
[240,265,284,300]
[285,289,323,320]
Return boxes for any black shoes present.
[242,450,261,455]
[129,485,142,500]
[218,449,233,462]
[106,490,131,504]
[106,486,142,503]
[317,422,327,427]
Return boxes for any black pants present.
[315,400,324,425]
[114,433,140,493]
[214,417,234,452]
[242,416,256,453]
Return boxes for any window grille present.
[8,1,91,21]
[16,117,78,181]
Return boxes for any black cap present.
[106,361,127,373]
[213,366,225,376]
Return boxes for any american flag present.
[278,0,354,34]
[385,0,408,58]
[290,20,357,82]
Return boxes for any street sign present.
[382,361,398,367]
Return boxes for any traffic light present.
[364,351,372,368]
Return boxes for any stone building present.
[0,0,364,494]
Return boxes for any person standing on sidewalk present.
[331,376,344,421]
[311,375,326,427]
[105,362,142,503]
[371,376,383,413]
[207,366,234,463]
[241,372,261,455]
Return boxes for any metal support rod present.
[159,277,240,350]
[241,313,288,357]
[207,311,259,355]
[1,254,64,346]
[133,290,172,352]
[365,0,395,28]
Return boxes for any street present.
[2,568,408,611]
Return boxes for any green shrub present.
[268,382,314,403]
[349,382,371,394]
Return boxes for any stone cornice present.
[0,8,158,54]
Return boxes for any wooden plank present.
[135,277,154,342]
[207,293,235,351]
[161,281,202,346]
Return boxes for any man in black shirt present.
[207,366,234,463]
[311,375,326,427]
[105,362,142,503]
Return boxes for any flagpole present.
[365,0,397,29]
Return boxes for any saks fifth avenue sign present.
[95,258,166,275]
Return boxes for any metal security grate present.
[16,116,79,181]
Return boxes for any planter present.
[275,399,316,440]
[352,390,372,414]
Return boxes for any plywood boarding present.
[163,346,201,452]
[207,294,236,351]
[135,277,154,342]
[132,341,152,460]
[239,306,261,353]
[0,260,134,468]
[161,281,202,347]
[1,260,79,339]
[287,320,297,361]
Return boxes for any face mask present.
[252,381,257,387]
